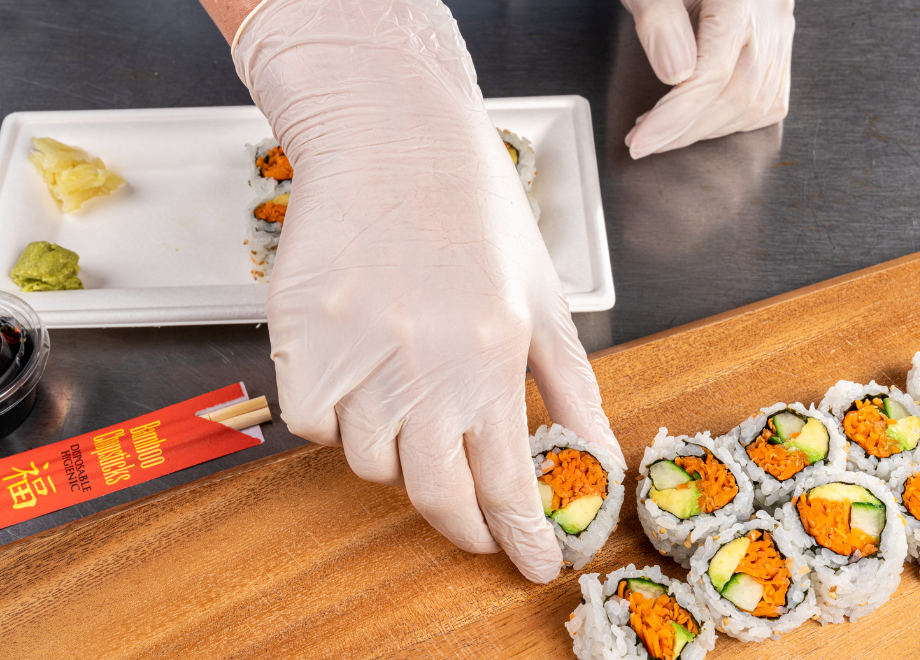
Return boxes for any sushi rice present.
[886,462,920,561]
[775,467,907,623]
[531,424,625,570]
[566,565,717,660]
[637,429,755,568]
[720,402,846,512]
[907,351,920,403]
[689,511,819,642]
[497,128,541,223]
[819,380,920,480]
[243,183,290,283]
[246,138,292,196]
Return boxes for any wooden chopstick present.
[199,396,272,430]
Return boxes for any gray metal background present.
[0,0,917,542]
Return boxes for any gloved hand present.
[621,0,795,159]
[233,0,625,583]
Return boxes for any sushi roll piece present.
[689,511,819,642]
[720,402,846,511]
[247,183,291,235]
[885,463,920,561]
[566,565,716,660]
[246,138,293,196]
[497,128,540,223]
[819,380,920,480]
[776,467,908,623]
[244,226,278,283]
[637,429,755,568]
[531,424,625,570]
[907,351,920,403]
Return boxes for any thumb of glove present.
[622,0,697,86]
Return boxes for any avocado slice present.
[721,572,765,612]
[670,622,697,659]
[538,481,554,516]
[886,416,920,452]
[649,484,701,519]
[624,577,668,601]
[850,501,886,540]
[648,459,693,491]
[772,411,806,440]
[787,417,829,463]
[807,482,882,506]
[551,494,603,534]
[707,537,750,592]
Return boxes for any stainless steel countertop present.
[1,0,918,542]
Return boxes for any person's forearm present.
[199,0,261,44]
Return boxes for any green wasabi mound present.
[10,241,84,291]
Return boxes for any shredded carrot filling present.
[254,200,287,225]
[675,452,739,513]
[795,495,879,558]
[539,449,607,511]
[256,146,293,181]
[903,474,920,520]
[843,398,900,458]
[616,581,698,660]
[745,420,808,481]
[732,530,791,618]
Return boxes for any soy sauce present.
[0,318,32,390]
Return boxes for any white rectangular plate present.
[0,98,613,328]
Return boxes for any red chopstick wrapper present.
[0,382,264,530]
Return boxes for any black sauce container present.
[0,292,50,438]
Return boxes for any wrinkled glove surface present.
[622,0,795,158]
[234,0,625,583]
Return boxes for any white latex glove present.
[621,0,795,159]
[908,352,920,403]
[233,0,625,583]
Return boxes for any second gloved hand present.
[622,0,796,158]
[234,0,625,583]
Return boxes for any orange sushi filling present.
[843,398,900,458]
[795,494,878,558]
[733,530,791,618]
[746,418,808,481]
[539,449,607,511]
[256,146,293,181]
[254,200,287,225]
[675,452,739,513]
[903,474,920,520]
[617,581,698,660]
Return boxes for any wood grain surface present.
[2,252,920,660]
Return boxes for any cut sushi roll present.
[246,138,293,196]
[885,463,920,561]
[908,351,920,403]
[637,429,755,568]
[819,380,920,480]
[531,424,625,570]
[720,402,846,511]
[244,226,278,283]
[776,467,907,623]
[497,128,540,223]
[689,512,818,642]
[566,565,716,660]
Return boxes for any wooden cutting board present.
[2,253,919,660]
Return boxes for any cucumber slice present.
[624,577,667,601]
[850,501,886,540]
[708,537,750,592]
[788,417,829,463]
[551,494,603,534]
[886,416,920,451]
[772,411,806,441]
[721,572,765,612]
[884,397,912,421]
[649,485,701,519]
[538,481,554,516]
[648,459,693,491]
[671,622,697,659]
[807,482,883,507]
